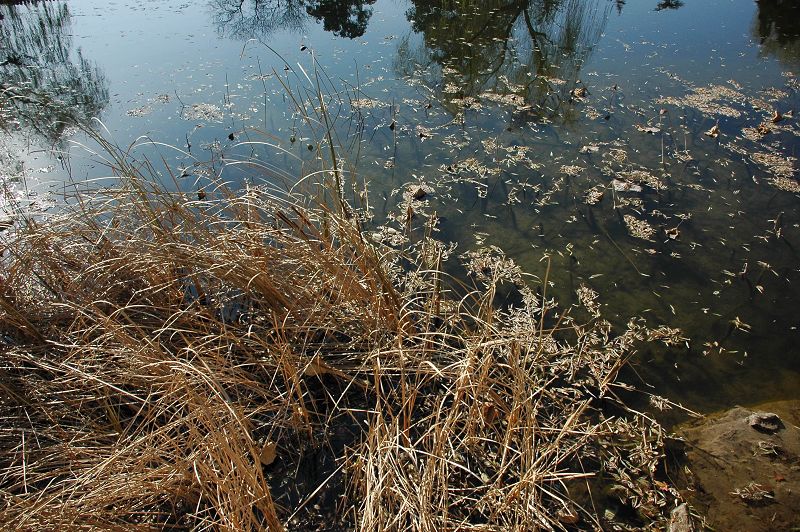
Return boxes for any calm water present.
[2,0,800,417]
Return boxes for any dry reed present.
[0,107,683,531]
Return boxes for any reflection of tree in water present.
[209,0,307,39]
[305,0,376,38]
[753,0,800,66]
[613,1,683,15]
[654,0,683,11]
[209,0,376,40]
[0,1,109,147]
[397,0,610,123]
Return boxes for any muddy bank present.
[676,400,800,531]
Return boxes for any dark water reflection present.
[654,0,683,11]
[210,0,376,39]
[754,0,800,66]
[0,1,108,147]
[209,0,308,39]
[306,0,376,38]
[399,0,610,123]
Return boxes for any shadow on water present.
[753,0,800,67]
[0,1,108,148]
[209,0,376,40]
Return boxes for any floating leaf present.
[182,103,223,122]
[704,124,720,138]
[635,124,661,134]
[557,507,580,525]
[585,186,604,205]
[730,316,752,332]
[623,214,656,240]
[612,179,642,193]
[259,441,277,466]
[571,87,588,98]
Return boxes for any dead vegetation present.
[0,133,686,530]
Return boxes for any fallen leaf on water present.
[612,179,643,192]
[771,110,783,123]
[635,124,661,134]
[481,402,498,424]
[260,441,277,466]
[731,316,752,332]
[557,507,580,525]
[585,187,604,205]
[571,87,588,98]
[705,124,720,138]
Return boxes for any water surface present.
[2,0,800,417]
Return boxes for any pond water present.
[2,0,800,419]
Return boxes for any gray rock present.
[668,503,694,532]
[677,401,800,531]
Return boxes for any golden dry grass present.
[0,135,681,530]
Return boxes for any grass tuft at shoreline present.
[0,138,685,530]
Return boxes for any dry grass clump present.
[0,143,680,529]
[623,214,657,241]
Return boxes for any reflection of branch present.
[0,2,109,147]
[654,0,683,11]
[2,86,69,146]
[210,0,306,40]
[211,0,378,41]
[400,0,609,124]
[466,8,519,88]
[523,7,550,45]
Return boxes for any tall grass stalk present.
[0,72,682,530]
